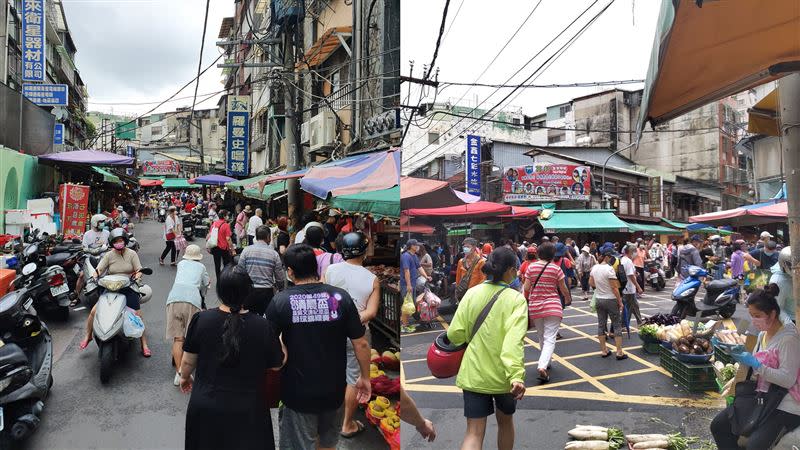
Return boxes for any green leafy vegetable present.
[639,324,659,340]
[607,427,625,450]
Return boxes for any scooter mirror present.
[139,268,153,275]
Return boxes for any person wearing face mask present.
[447,247,527,450]
[770,247,796,324]
[710,284,800,449]
[746,239,779,292]
[73,214,111,307]
[454,238,487,305]
[79,229,151,357]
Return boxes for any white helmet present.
[138,284,153,304]
[91,214,108,230]
[779,247,791,274]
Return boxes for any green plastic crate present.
[714,345,735,366]
[642,341,661,355]
[660,346,717,393]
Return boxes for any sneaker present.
[173,372,181,386]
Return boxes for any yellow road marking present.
[523,336,616,395]
[532,367,658,391]
[403,383,724,409]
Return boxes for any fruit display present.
[366,397,400,450]
[653,320,710,343]
[671,334,712,355]
[368,264,400,289]
[371,348,400,371]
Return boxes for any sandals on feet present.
[537,368,550,383]
[159,259,165,266]
[79,339,90,350]
[600,351,611,358]
[616,354,628,360]
[142,347,152,358]
[340,420,366,438]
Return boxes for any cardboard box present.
[27,198,54,215]
[5,210,31,225]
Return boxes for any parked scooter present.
[670,265,737,319]
[12,247,71,321]
[157,207,166,223]
[0,287,53,446]
[180,213,195,241]
[89,266,153,383]
[645,258,666,291]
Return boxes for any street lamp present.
[601,142,637,209]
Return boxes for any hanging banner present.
[649,176,663,213]
[21,0,45,82]
[59,184,90,237]
[53,123,64,145]
[465,135,481,197]
[502,163,591,202]
[141,159,180,175]
[126,146,136,176]
[226,95,250,177]
[22,84,68,106]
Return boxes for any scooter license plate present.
[649,273,659,280]
[184,227,192,231]
[73,265,82,275]
[50,284,69,296]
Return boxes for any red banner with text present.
[59,184,90,238]
[502,164,591,202]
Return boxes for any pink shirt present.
[525,261,565,320]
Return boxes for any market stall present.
[190,174,237,186]
[400,176,464,209]
[688,200,786,227]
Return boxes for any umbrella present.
[37,149,135,167]
[139,178,164,187]
[191,174,237,186]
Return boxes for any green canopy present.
[695,227,734,236]
[625,222,681,235]
[472,223,503,230]
[539,210,629,233]
[661,218,690,229]
[227,173,270,189]
[162,178,198,189]
[447,229,470,237]
[331,186,399,218]
[92,166,121,185]
[243,181,287,201]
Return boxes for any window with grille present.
[428,132,440,145]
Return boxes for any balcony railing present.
[328,83,352,111]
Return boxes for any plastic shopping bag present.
[174,235,188,253]
[589,292,597,313]
[123,307,145,338]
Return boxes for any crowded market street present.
[21,220,386,450]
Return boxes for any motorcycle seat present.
[707,279,738,291]
[89,256,102,267]
[52,244,81,253]
[46,253,71,266]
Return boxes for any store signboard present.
[21,0,45,82]
[22,84,68,106]
[465,135,481,197]
[649,176,663,213]
[53,124,64,145]
[59,184,90,237]
[142,159,180,175]
[226,96,250,177]
[502,164,591,202]
[126,146,135,176]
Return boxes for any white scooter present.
[88,265,153,383]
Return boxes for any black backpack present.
[607,255,628,291]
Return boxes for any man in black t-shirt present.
[266,244,371,450]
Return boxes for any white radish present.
[632,440,669,449]
[565,440,610,449]
[567,429,607,440]
[574,425,608,431]
[626,434,669,443]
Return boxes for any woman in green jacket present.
[447,247,528,450]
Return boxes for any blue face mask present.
[463,246,471,254]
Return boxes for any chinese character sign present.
[502,164,592,202]
[465,135,481,197]
[22,0,46,82]
[53,123,64,145]
[227,111,250,176]
[23,84,68,106]
[141,159,180,176]
[59,184,90,237]
[649,176,662,213]
[126,146,135,176]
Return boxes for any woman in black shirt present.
[180,265,286,450]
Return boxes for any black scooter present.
[0,287,54,447]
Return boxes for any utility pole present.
[778,73,800,322]
[284,27,301,223]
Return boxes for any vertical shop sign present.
[226,96,250,176]
[59,184,90,237]
[22,0,46,82]
[649,176,663,213]
[53,123,64,145]
[126,146,135,176]
[465,135,481,197]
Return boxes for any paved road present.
[23,220,387,450]
[402,277,742,449]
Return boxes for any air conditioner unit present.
[300,121,311,145]
[307,109,337,152]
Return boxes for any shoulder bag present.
[728,340,789,437]
[527,263,549,329]
[468,286,508,343]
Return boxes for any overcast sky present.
[401,0,659,121]
[64,0,233,117]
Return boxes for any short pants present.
[463,390,517,418]
[346,328,371,385]
[165,302,201,340]
[278,406,340,450]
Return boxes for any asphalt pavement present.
[22,220,387,450]
[402,276,741,449]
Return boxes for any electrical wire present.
[188,0,213,161]
[439,79,644,89]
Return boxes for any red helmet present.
[426,332,467,379]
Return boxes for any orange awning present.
[297,26,352,70]
[638,0,800,131]
[747,88,779,136]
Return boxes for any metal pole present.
[601,142,636,209]
[777,73,800,322]
[284,27,300,223]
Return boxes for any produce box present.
[714,345,735,366]
[660,346,716,393]
[642,341,661,355]
[373,283,400,347]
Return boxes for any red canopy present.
[400,176,464,209]
[499,205,539,218]
[404,201,511,218]
[749,201,788,218]
[139,179,164,187]
[399,215,436,235]
[688,208,747,223]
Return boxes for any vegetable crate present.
[374,283,400,348]
[660,346,716,393]
[642,341,661,355]
[713,345,735,366]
